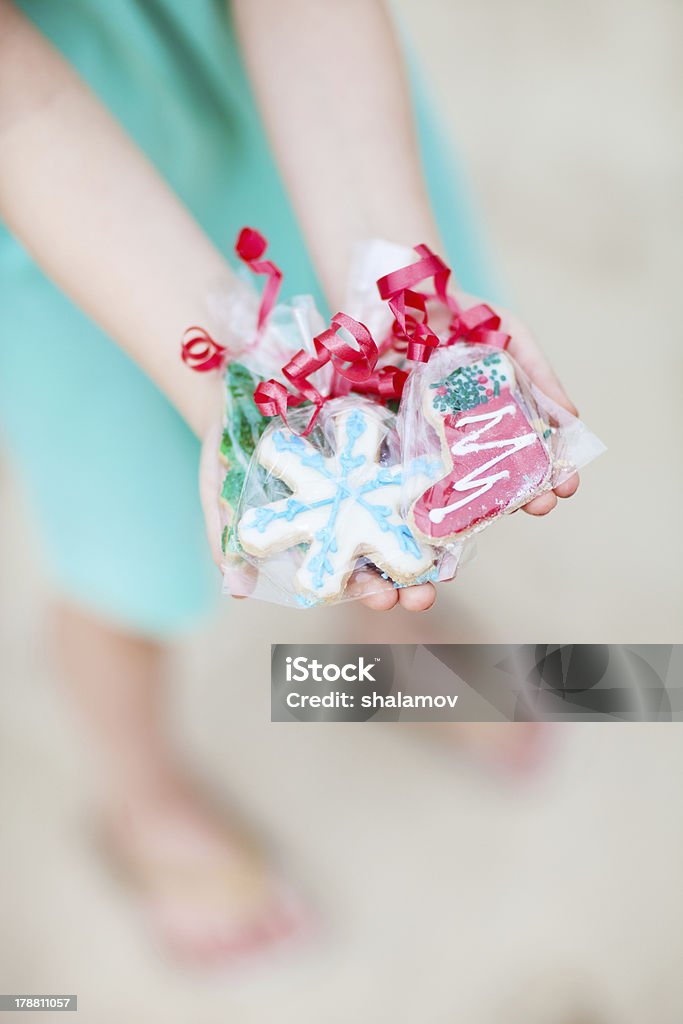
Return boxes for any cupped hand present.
[455,290,581,515]
[354,295,581,614]
[199,300,579,613]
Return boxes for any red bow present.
[182,231,510,435]
[377,243,510,360]
[254,312,405,436]
[181,326,226,372]
[446,303,510,350]
[235,227,283,332]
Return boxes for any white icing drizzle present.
[428,403,537,524]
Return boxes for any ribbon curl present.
[377,243,510,360]
[181,228,281,374]
[235,227,283,331]
[254,312,405,436]
[181,326,226,372]
[182,230,510,436]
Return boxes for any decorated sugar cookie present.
[237,405,435,602]
[217,361,269,555]
[410,350,552,543]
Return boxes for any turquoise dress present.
[0,0,496,635]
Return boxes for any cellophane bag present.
[398,342,606,548]
[230,396,461,607]
[206,282,332,593]
[196,232,604,605]
[345,239,416,346]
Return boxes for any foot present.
[431,722,552,774]
[103,780,309,967]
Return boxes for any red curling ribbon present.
[235,227,283,331]
[253,378,308,422]
[352,365,409,400]
[378,245,450,363]
[314,311,377,386]
[181,326,227,372]
[377,243,511,359]
[446,302,511,351]
[253,312,406,436]
[377,244,451,306]
[387,288,440,364]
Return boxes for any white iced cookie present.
[237,406,435,602]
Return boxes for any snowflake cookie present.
[237,404,435,602]
[410,349,552,543]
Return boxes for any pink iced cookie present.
[410,351,552,543]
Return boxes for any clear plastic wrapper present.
[186,231,605,607]
[398,342,606,546]
[217,360,269,560]
[345,239,415,345]
[229,397,461,607]
[208,281,333,578]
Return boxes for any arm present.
[233,0,580,521]
[232,0,442,310]
[0,0,232,436]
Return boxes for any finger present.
[224,556,259,598]
[346,570,399,611]
[522,491,557,516]
[397,582,437,612]
[198,421,226,569]
[554,472,580,499]
[360,587,399,612]
[530,369,579,419]
[508,334,578,418]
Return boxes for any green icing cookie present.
[219,362,269,553]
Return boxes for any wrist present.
[183,372,224,440]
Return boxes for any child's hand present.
[199,418,437,611]
[199,422,436,611]
[456,290,581,516]
[199,419,229,569]
[199,301,579,615]
[345,298,581,614]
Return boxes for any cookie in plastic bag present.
[236,399,438,605]
[401,343,593,544]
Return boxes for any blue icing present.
[272,431,330,476]
[393,565,439,589]
[257,409,426,592]
[272,431,305,454]
[252,497,307,532]
[253,507,277,532]
[370,504,391,525]
[396,524,423,560]
[308,549,334,587]
[345,410,367,441]
[405,456,443,479]
[302,452,327,471]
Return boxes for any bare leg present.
[51,600,305,964]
